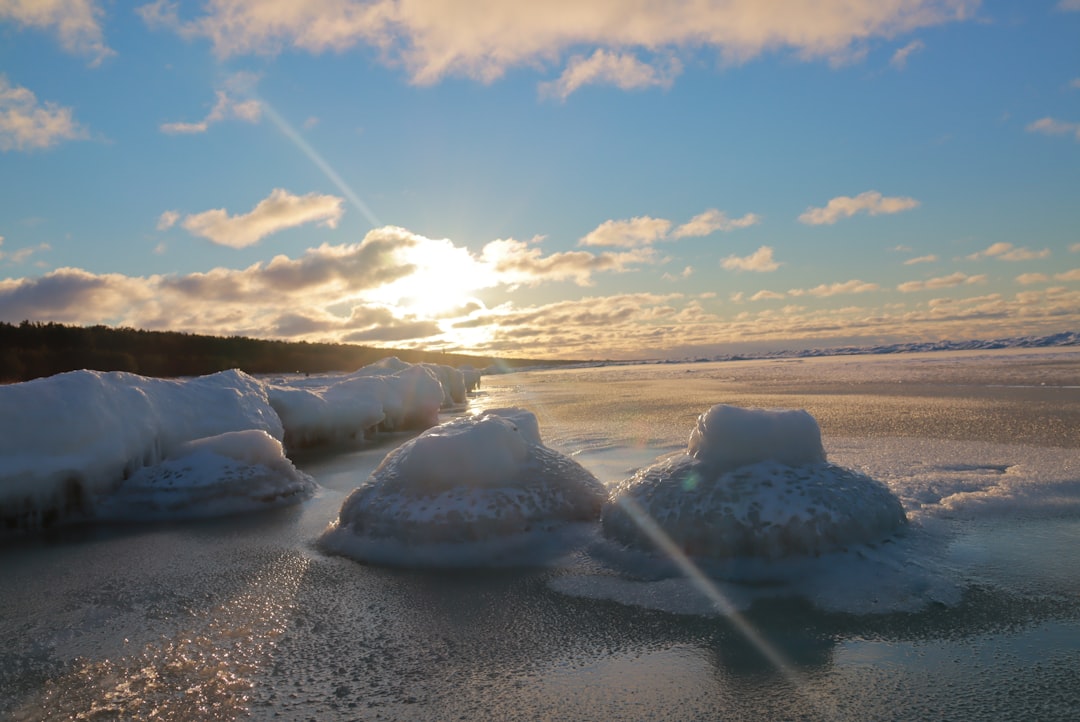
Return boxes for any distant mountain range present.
[702,331,1080,363]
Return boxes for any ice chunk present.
[96,430,316,520]
[0,369,283,531]
[602,405,907,560]
[320,408,606,567]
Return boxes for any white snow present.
[602,404,907,560]
[0,358,480,532]
[319,408,607,567]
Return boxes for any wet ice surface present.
[3,348,1080,720]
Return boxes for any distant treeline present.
[0,321,571,383]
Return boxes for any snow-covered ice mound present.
[96,430,315,520]
[0,369,287,531]
[602,405,907,560]
[320,408,607,567]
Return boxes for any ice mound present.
[602,405,907,560]
[320,408,607,567]
[96,430,316,520]
[0,369,284,531]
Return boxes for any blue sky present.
[1,0,1078,360]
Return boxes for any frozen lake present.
[2,348,1079,720]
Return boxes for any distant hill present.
[700,331,1080,363]
[0,321,576,383]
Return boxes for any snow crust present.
[602,404,907,560]
[320,408,607,567]
[0,358,476,532]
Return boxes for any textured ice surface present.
[320,408,606,566]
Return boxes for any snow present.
[319,408,607,567]
[602,404,908,560]
[0,358,480,532]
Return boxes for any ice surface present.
[1,358,476,532]
[602,404,907,560]
[320,408,607,567]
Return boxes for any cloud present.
[0,267,153,323]
[721,245,779,272]
[1026,117,1080,141]
[580,208,758,247]
[671,209,761,238]
[897,272,986,292]
[799,190,920,225]
[750,290,785,301]
[1072,243,1080,253]
[890,39,925,69]
[1059,1,1080,11]
[0,75,88,151]
[539,50,680,100]
[1016,272,1050,285]
[179,189,344,248]
[141,0,977,87]
[579,216,671,248]
[0,238,50,266]
[161,76,263,135]
[1053,268,1080,282]
[788,280,880,297]
[904,254,938,265]
[156,210,180,230]
[662,266,694,282]
[482,237,658,286]
[966,242,1050,261]
[0,0,113,65]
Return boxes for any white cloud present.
[539,50,680,100]
[966,242,1050,261]
[1016,272,1050,285]
[141,0,977,87]
[1058,1,1080,11]
[788,280,880,297]
[482,237,657,286]
[1054,268,1080,281]
[0,76,88,151]
[890,39,925,69]
[799,190,920,225]
[897,272,986,292]
[662,266,694,282]
[581,208,758,247]
[161,85,263,135]
[721,245,779,272]
[1071,243,1080,253]
[750,289,785,301]
[156,210,180,230]
[1026,117,1080,141]
[0,238,50,265]
[671,209,761,238]
[180,189,345,248]
[904,254,938,265]
[0,0,113,65]
[579,216,671,248]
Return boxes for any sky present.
[1,0,1078,361]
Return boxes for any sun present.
[367,237,495,319]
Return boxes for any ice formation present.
[320,408,607,567]
[602,404,908,560]
[0,358,478,532]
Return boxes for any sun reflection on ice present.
[12,553,310,721]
